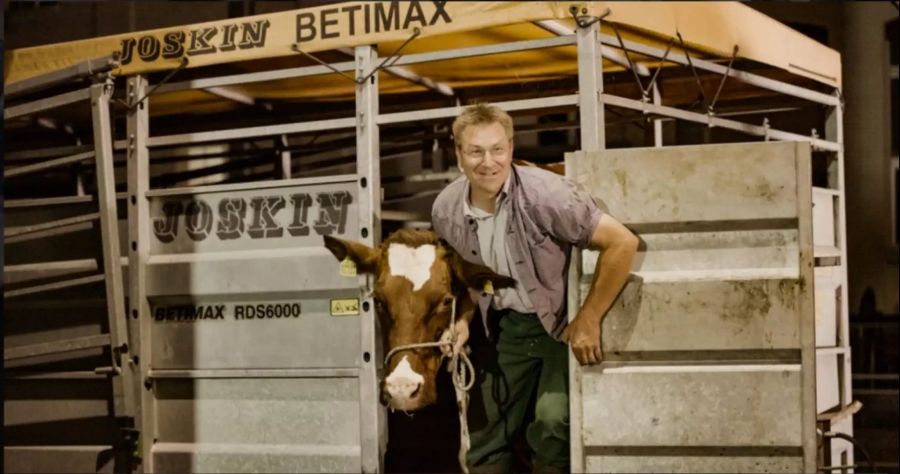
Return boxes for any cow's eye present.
[442,296,454,307]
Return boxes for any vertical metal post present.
[355,45,386,473]
[794,142,818,474]
[571,17,604,474]
[126,75,155,472]
[90,80,136,420]
[577,20,604,153]
[278,134,292,179]
[826,90,854,469]
[652,83,663,147]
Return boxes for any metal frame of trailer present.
[4,9,852,473]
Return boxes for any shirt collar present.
[463,171,512,218]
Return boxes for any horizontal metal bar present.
[4,274,106,299]
[391,35,576,67]
[4,144,93,163]
[815,346,850,355]
[4,88,91,121]
[378,94,578,125]
[813,186,841,197]
[4,334,111,361]
[5,151,95,178]
[597,33,840,106]
[4,222,95,245]
[145,173,358,198]
[4,370,110,380]
[4,192,127,209]
[852,373,899,381]
[602,93,841,152]
[148,117,357,148]
[814,245,841,258]
[852,389,900,396]
[5,55,117,98]
[148,368,360,379]
[4,256,128,285]
[156,60,357,94]
[4,212,100,238]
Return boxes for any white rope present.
[382,297,474,474]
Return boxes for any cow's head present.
[324,230,514,411]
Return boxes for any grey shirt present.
[464,178,535,313]
[432,165,603,340]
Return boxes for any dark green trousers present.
[467,309,569,471]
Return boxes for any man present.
[431,103,638,473]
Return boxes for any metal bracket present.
[676,32,709,111]
[708,45,740,114]
[116,57,189,111]
[569,5,611,29]
[292,27,422,85]
[611,23,675,105]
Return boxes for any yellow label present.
[339,257,357,277]
[330,298,360,316]
[483,280,494,295]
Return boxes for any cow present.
[324,229,515,411]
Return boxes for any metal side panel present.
[581,367,803,447]
[580,277,803,353]
[585,451,803,474]
[148,295,361,369]
[566,142,801,224]
[152,378,361,473]
[146,177,359,256]
[566,142,815,473]
[583,230,799,275]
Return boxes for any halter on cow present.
[324,229,515,411]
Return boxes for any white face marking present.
[387,243,436,291]
[385,355,424,390]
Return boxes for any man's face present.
[456,121,513,199]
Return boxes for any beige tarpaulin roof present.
[4,2,841,108]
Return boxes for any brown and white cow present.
[324,229,514,411]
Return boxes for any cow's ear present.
[323,235,379,273]
[448,250,516,291]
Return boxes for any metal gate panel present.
[151,378,361,472]
[566,141,816,473]
[142,175,373,472]
[580,278,802,352]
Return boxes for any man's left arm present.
[561,213,638,365]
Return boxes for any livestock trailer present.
[4,2,852,472]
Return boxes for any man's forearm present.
[578,241,636,322]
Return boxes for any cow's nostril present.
[410,383,422,398]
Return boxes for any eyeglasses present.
[459,144,510,160]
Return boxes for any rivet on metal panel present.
[363,301,370,312]
[363,352,371,363]
[361,227,369,238]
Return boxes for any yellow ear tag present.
[483,280,495,295]
[339,257,357,277]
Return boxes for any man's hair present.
[451,103,514,146]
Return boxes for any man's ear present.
[447,248,516,291]
[323,235,379,273]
